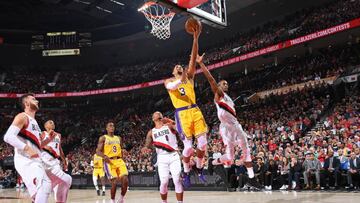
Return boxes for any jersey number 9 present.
[112,146,117,153]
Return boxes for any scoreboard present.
[31,31,92,56]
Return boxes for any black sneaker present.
[245,178,263,191]
[102,191,105,196]
[96,190,100,196]
[208,158,214,175]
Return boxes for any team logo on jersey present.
[31,124,41,133]
[153,129,170,139]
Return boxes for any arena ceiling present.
[0,0,256,31]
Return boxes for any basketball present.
[185,17,202,34]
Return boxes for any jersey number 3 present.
[179,88,186,96]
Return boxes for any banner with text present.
[1,18,360,98]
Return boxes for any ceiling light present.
[110,0,124,6]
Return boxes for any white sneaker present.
[292,181,296,189]
[280,185,286,190]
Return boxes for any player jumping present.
[196,54,263,190]
[164,21,207,188]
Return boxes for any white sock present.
[183,161,190,173]
[247,167,255,178]
[102,185,105,192]
[95,185,99,190]
[177,201,183,203]
[111,199,116,203]
[196,157,204,169]
[162,200,167,203]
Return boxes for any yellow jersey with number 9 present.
[168,79,196,108]
[104,135,122,158]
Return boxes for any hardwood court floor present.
[0,189,359,203]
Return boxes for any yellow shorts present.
[93,168,105,178]
[104,158,128,179]
[175,106,208,140]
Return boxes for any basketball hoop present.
[138,1,175,40]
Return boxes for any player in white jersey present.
[196,55,263,190]
[3,93,54,202]
[141,112,183,203]
[40,120,72,203]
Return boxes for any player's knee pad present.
[196,134,207,151]
[159,178,169,194]
[172,175,183,193]
[182,139,193,157]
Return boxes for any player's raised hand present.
[196,53,205,64]
[162,117,175,125]
[193,24,202,39]
[48,130,56,140]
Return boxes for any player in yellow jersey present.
[96,122,128,203]
[164,25,207,188]
[91,153,106,196]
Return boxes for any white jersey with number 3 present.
[151,125,178,155]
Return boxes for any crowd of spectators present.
[0,70,358,191]
[0,0,359,93]
[0,167,15,189]
[219,89,359,191]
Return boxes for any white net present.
[138,2,175,40]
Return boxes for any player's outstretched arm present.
[187,28,201,79]
[96,136,110,163]
[196,54,224,99]
[59,139,67,169]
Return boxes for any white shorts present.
[14,154,50,198]
[41,152,60,168]
[157,152,182,181]
[41,152,70,188]
[219,121,251,162]
[219,121,246,146]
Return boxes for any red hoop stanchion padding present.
[176,0,209,9]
